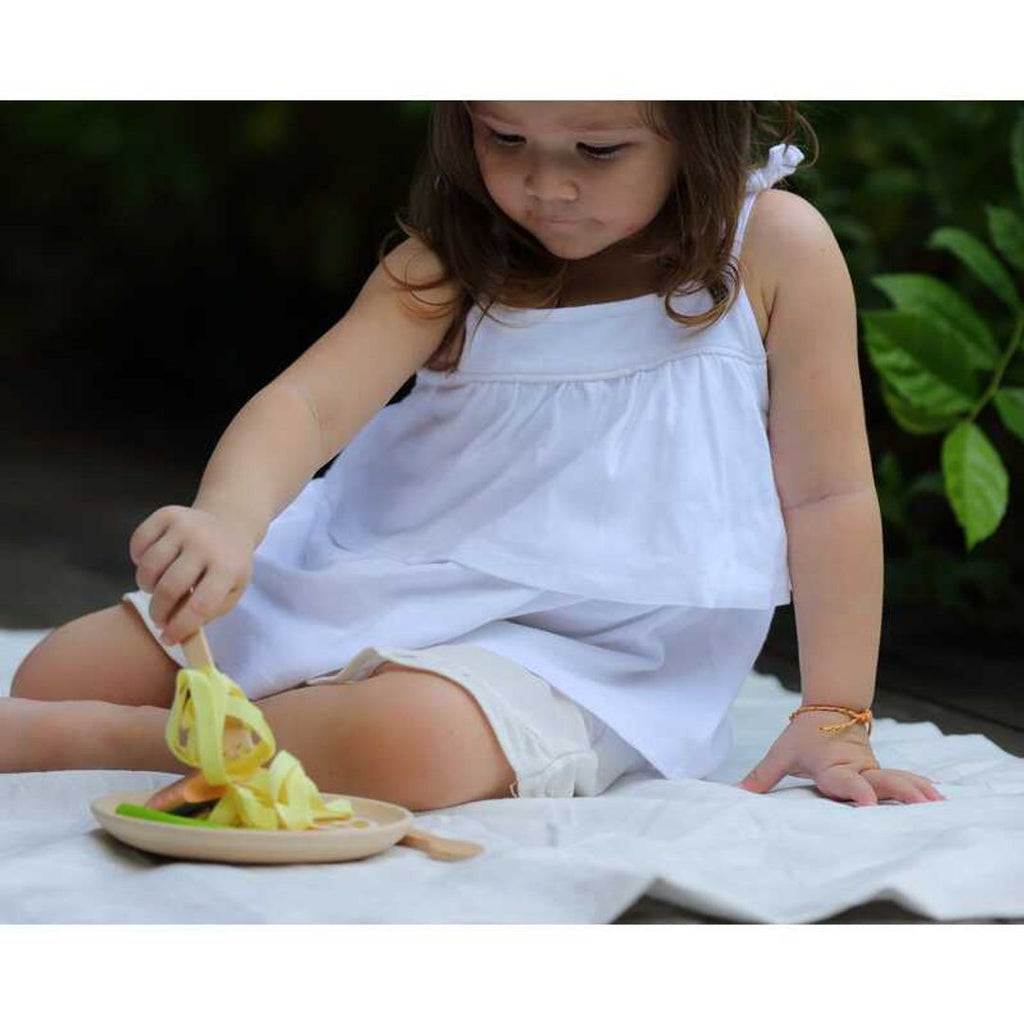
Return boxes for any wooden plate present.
[91,789,414,865]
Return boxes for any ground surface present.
[2,425,1021,924]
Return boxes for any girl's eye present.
[487,129,625,161]
[488,131,522,148]
[580,145,625,161]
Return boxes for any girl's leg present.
[1,663,516,811]
[10,603,180,707]
[0,697,181,774]
[254,663,517,808]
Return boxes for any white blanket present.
[2,627,1022,923]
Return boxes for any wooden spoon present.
[399,829,484,862]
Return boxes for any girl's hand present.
[129,505,256,645]
[738,709,946,806]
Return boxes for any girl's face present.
[468,101,678,261]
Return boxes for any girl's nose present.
[525,159,579,202]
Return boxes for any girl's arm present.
[780,492,883,713]
[193,237,460,548]
[739,190,941,805]
[759,190,882,713]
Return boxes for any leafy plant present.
[861,107,1024,551]
[873,450,1019,627]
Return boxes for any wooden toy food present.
[92,624,485,863]
[143,627,355,830]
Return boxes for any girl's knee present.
[10,604,179,706]
[10,629,65,699]
[259,668,515,810]
[362,671,516,807]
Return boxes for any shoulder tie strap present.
[732,143,807,263]
[746,142,805,194]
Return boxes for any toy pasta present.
[158,664,355,830]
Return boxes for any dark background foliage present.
[3,100,1022,646]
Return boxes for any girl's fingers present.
[151,559,206,637]
[861,768,945,801]
[738,746,791,793]
[129,508,174,565]
[890,770,945,800]
[816,765,878,806]
[134,530,181,595]
[859,770,933,804]
[161,570,222,645]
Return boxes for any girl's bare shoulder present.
[382,235,462,311]
[740,189,839,347]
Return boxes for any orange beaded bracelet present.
[789,704,873,737]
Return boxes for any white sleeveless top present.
[323,143,804,608]
[197,143,805,782]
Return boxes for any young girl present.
[6,101,944,811]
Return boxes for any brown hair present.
[378,101,819,373]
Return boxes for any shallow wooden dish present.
[92,789,414,865]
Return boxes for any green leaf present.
[870,273,999,370]
[906,471,946,498]
[1004,352,1024,387]
[878,379,962,435]
[861,310,980,417]
[985,205,1024,276]
[927,227,1022,312]
[1013,106,1024,202]
[941,421,1009,550]
[992,386,1024,443]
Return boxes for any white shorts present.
[123,591,655,799]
